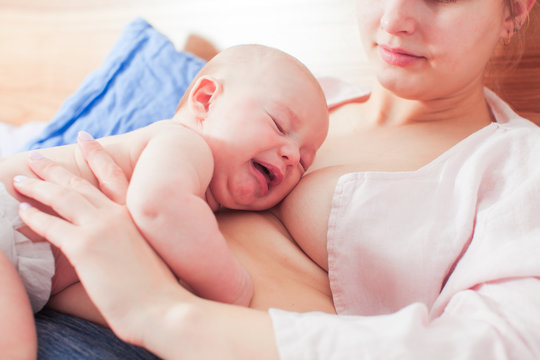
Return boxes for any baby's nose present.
[279,141,300,165]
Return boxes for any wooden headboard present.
[1,0,538,126]
[485,2,540,124]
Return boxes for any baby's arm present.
[126,126,253,306]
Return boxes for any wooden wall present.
[1,0,538,126]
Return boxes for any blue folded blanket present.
[24,18,205,150]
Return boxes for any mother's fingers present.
[25,152,111,208]
[18,203,78,251]
[78,131,129,204]
[13,176,97,225]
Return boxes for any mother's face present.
[356,0,508,100]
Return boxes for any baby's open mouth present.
[253,161,274,184]
[251,160,284,193]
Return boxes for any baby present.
[0,44,328,342]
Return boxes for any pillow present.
[23,18,205,150]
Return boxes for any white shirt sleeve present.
[270,277,540,359]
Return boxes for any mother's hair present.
[485,1,540,124]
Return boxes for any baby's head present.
[177,44,329,210]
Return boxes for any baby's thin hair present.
[176,44,317,110]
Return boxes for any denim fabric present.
[36,308,159,360]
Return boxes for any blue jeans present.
[36,308,159,359]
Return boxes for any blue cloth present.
[23,17,205,150]
[36,308,159,360]
[33,18,206,358]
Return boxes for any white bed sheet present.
[0,121,47,157]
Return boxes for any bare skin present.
[47,209,336,323]
[28,76,492,324]
[16,88,494,359]
[13,0,538,358]
[0,253,36,360]
[1,45,328,359]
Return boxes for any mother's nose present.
[380,0,418,36]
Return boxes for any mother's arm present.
[15,139,333,358]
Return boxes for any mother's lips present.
[380,44,422,57]
[378,45,425,67]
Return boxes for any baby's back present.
[0,121,166,208]
[0,119,188,294]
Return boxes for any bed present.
[1,2,539,358]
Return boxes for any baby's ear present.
[188,75,222,120]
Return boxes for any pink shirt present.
[270,87,540,359]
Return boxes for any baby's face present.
[203,62,328,210]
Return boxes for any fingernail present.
[19,202,31,211]
[13,175,28,183]
[29,151,44,161]
[78,131,94,141]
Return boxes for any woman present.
[16,0,540,358]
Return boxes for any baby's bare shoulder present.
[139,119,214,174]
[102,120,208,155]
[146,119,208,146]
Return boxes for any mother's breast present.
[277,165,361,271]
[216,210,335,314]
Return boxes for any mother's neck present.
[365,81,494,131]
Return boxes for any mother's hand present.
[12,135,183,345]
[13,137,281,359]
[75,130,130,204]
